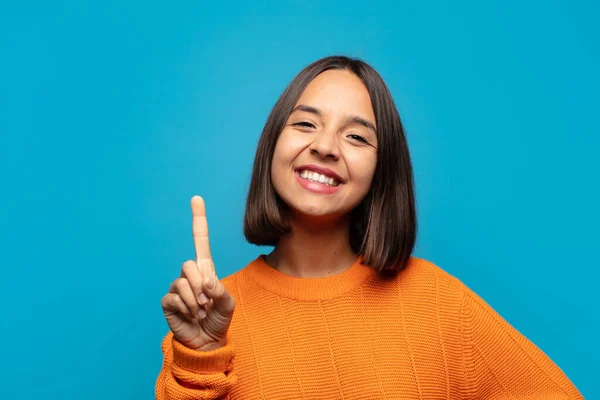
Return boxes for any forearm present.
[156,332,237,400]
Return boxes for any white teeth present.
[298,170,340,187]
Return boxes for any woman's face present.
[271,69,378,221]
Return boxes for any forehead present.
[296,70,375,121]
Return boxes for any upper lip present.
[295,164,344,183]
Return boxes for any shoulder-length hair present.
[243,55,417,275]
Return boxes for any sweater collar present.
[243,254,378,301]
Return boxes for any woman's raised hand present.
[161,196,236,351]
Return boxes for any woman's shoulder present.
[402,256,463,284]
[394,256,468,299]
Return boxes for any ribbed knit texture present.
[156,256,583,399]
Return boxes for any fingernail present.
[197,308,206,319]
[205,276,215,289]
[198,293,209,305]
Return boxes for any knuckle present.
[173,295,185,308]
[181,260,196,273]
[174,278,189,291]
[162,293,180,310]
[160,294,170,308]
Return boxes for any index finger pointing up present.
[191,196,214,274]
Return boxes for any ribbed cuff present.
[172,336,235,373]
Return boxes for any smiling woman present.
[270,70,380,244]
[156,56,583,399]
[244,61,416,276]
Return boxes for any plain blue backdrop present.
[1,1,598,398]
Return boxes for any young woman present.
[156,56,583,399]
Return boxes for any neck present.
[265,213,358,278]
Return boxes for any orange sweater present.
[156,256,582,399]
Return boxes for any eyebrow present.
[291,104,377,133]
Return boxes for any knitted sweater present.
[156,255,582,399]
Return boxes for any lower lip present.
[295,172,342,194]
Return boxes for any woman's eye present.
[293,121,315,128]
[348,134,368,143]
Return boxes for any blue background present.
[1,1,598,398]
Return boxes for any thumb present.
[203,276,235,316]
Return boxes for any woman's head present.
[244,56,416,274]
[271,69,378,225]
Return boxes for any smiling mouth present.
[296,169,341,187]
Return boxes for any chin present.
[290,202,347,220]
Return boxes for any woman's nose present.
[309,130,339,160]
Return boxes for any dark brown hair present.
[243,55,417,274]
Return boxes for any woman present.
[156,56,582,399]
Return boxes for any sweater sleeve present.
[459,284,583,399]
[155,331,238,400]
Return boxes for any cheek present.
[348,153,377,188]
[270,147,285,190]
[271,131,307,169]
[270,132,299,187]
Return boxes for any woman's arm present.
[459,285,583,399]
[155,332,237,400]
